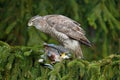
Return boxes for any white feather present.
[64,39,79,50]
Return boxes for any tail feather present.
[80,38,91,47]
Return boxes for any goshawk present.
[28,15,91,58]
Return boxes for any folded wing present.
[44,15,91,46]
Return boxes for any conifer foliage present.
[0,41,120,80]
[0,0,120,79]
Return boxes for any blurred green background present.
[0,0,120,60]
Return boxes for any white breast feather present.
[64,40,79,50]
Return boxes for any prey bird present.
[43,43,70,63]
[28,15,91,58]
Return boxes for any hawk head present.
[28,15,43,28]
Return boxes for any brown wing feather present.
[43,15,91,46]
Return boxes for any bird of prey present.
[28,15,91,58]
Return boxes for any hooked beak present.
[27,22,33,29]
[28,22,33,26]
